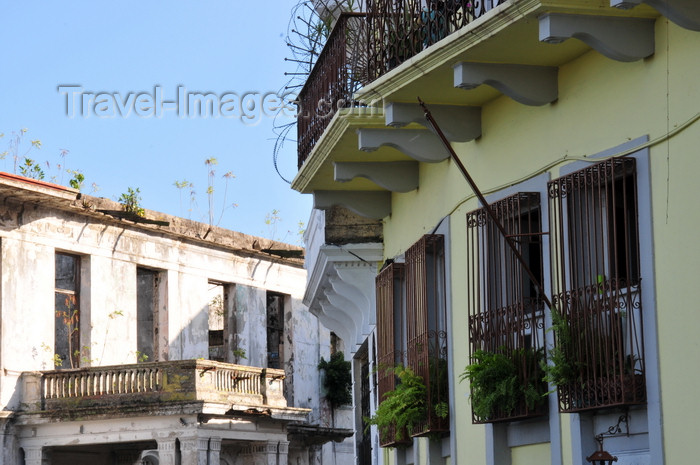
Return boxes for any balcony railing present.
[297,12,367,168]
[366,0,507,81]
[21,360,287,413]
[296,2,508,167]
[552,281,646,412]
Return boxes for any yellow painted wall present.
[512,443,551,465]
[380,18,700,465]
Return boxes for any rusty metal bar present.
[419,98,554,312]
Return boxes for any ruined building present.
[0,172,352,464]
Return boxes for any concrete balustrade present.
[20,360,287,412]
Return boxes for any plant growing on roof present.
[19,157,45,180]
[119,187,146,217]
[318,351,352,408]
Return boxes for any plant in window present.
[318,351,352,408]
[542,308,578,390]
[430,357,450,421]
[461,347,546,421]
[365,365,426,444]
[55,295,79,369]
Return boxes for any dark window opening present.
[330,332,339,355]
[55,253,80,370]
[208,282,226,362]
[137,267,158,363]
[357,344,372,465]
[266,292,285,369]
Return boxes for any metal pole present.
[418,97,553,311]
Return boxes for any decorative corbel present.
[385,102,482,142]
[453,62,558,106]
[334,161,419,192]
[357,128,450,162]
[611,0,700,31]
[313,190,392,219]
[539,13,655,62]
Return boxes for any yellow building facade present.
[294,1,700,464]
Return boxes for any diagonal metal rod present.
[418,97,553,311]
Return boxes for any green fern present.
[365,365,426,443]
[542,308,578,390]
[461,348,546,420]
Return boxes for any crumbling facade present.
[0,172,352,464]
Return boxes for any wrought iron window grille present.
[466,192,548,423]
[548,158,646,413]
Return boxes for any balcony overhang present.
[292,0,670,221]
[354,0,659,106]
[610,0,700,31]
[304,242,384,354]
[292,109,413,195]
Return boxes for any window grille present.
[375,262,410,447]
[548,157,645,412]
[405,234,449,436]
[466,193,548,422]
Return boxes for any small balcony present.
[20,360,289,416]
[296,1,506,167]
[297,12,367,168]
[365,0,505,81]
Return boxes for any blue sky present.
[0,0,311,244]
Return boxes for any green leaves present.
[365,365,427,443]
[542,308,578,390]
[19,157,45,180]
[461,348,546,421]
[318,351,352,408]
[119,187,146,217]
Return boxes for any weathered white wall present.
[0,198,311,407]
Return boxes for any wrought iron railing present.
[551,282,645,412]
[466,193,548,423]
[405,235,449,436]
[375,263,412,447]
[548,157,646,412]
[297,13,368,168]
[297,2,508,167]
[22,360,287,412]
[366,0,507,82]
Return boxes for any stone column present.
[157,439,177,465]
[180,438,208,465]
[277,441,289,465]
[23,447,42,465]
[208,438,221,465]
[264,441,279,465]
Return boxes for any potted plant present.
[365,365,426,446]
[461,347,547,422]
